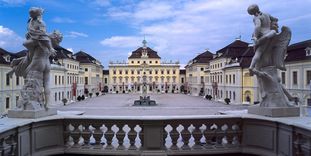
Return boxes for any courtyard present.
[57,94,247,116]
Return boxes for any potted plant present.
[81,95,85,100]
[224,98,231,105]
[96,92,99,96]
[89,93,93,97]
[62,98,68,106]
[77,96,81,101]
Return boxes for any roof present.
[216,40,250,59]
[103,70,109,75]
[192,50,214,64]
[285,39,311,62]
[52,46,75,60]
[239,47,255,68]
[74,51,97,64]
[0,56,9,65]
[180,69,186,74]
[128,47,161,59]
[0,48,10,56]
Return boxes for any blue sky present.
[0,0,311,68]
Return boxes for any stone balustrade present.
[0,115,310,156]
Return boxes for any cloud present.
[67,48,74,52]
[0,25,23,51]
[66,31,88,38]
[98,0,311,66]
[0,0,26,6]
[93,0,110,7]
[51,17,75,23]
[100,36,142,48]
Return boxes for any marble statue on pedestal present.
[247,4,299,116]
[7,7,62,118]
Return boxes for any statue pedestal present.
[248,106,299,117]
[8,108,57,118]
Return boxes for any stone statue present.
[7,7,62,112]
[247,4,294,108]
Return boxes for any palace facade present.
[108,40,181,93]
[0,46,104,114]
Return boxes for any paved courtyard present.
[57,94,247,116]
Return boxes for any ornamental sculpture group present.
[8,7,61,118]
[8,5,299,118]
[247,4,299,116]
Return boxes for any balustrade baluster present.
[181,124,191,150]
[127,124,137,150]
[7,134,17,156]
[192,124,203,149]
[116,124,125,150]
[71,122,81,148]
[92,122,104,149]
[169,124,179,150]
[104,123,114,150]
[81,123,91,149]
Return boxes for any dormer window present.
[4,55,10,62]
[305,47,311,56]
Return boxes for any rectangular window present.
[167,70,170,74]
[85,68,88,72]
[119,70,122,74]
[293,71,298,85]
[113,70,116,75]
[62,76,64,84]
[181,77,184,83]
[307,70,311,85]
[85,77,88,85]
[161,70,164,74]
[155,71,158,74]
[201,68,204,71]
[229,75,232,84]
[173,70,176,74]
[281,72,286,84]
[149,70,152,74]
[55,93,57,101]
[125,70,128,74]
[16,96,19,103]
[6,97,10,109]
[233,75,235,84]
[6,74,10,86]
[105,78,108,84]
[59,76,61,85]
[16,76,19,86]
[55,75,57,85]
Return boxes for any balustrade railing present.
[0,128,17,156]
[0,116,310,156]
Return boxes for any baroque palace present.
[108,39,183,94]
[0,38,310,114]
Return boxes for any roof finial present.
[142,35,147,48]
[235,35,242,40]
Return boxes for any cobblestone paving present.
[57,93,248,116]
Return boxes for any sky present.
[0,0,310,68]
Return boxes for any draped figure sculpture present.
[247,4,294,107]
[7,7,62,111]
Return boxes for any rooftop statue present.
[247,4,295,108]
[7,7,62,114]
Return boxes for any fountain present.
[133,63,156,106]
